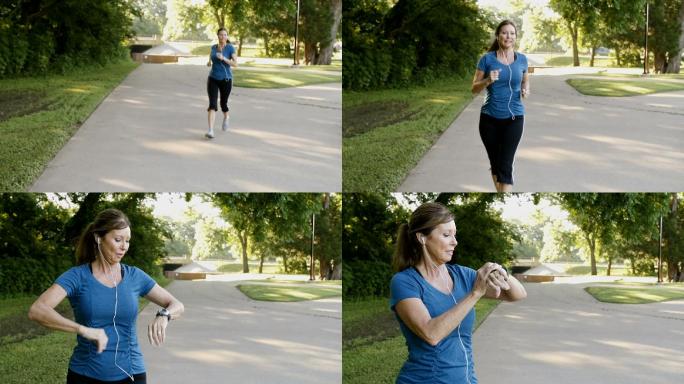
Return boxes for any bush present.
[343,260,394,299]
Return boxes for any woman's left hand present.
[522,88,530,98]
[148,316,168,346]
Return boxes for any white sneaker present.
[222,117,230,131]
[205,130,215,139]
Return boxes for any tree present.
[209,193,323,273]
[300,0,341,65]
[132,0,167,36]
[649,0,684,73]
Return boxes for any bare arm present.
[225,52,238,68]
[28,284,108,353]
[472,69,493,95]
[394,263,498,346]
[484,272,527,301]
[521,71,530,98]
[145,284,184,346]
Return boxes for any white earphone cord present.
[501,49,515,120]
[99,244,134,382]
[424,249,472,384]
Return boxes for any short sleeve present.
[209,44,216,59]
[521,54,528,73]
[476,54,488,72]
[228,44,236,57]
[390,272,421,312]
[55,267,81,297]
[131,266,156,297]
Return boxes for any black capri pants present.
[478,113,524,185]
[67,369,147,384]
[207,76,232,112]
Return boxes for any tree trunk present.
[590,46,596,67]
[258,253,264,274]
[587,235,597,275]
[316,0,341,65]
[568,21,580,66]
[668,0,684,73]
[238,35,243,57]
[607,255,612,276]
[331,262,342,280]
[319,258,331,280]
[263,35,270,57]
[238,231,249,273]
[615,46,622,67]
[654,51,667,74]
[283,254,289,274]
[304,42,318,65]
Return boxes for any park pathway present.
[399,68,684,191]
[136,277,341,383]
[473,278,684,384]
[30,63,341,192]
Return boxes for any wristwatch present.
[156,308,171,321]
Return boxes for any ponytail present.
[393,224,421,272]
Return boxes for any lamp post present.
[310,213,315,281]
[293,0,301,66]
[643,2,649,75]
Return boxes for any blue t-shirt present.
[390,264,478,384]
[477,51,528,119]
[56,263,156,381]
[209,44,236,81]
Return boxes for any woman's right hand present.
[489,69,500,83]
[78,325,108,354]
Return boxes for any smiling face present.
[497,23,516,50]
[217,30,228,45]
[97,227,131,265]
[420,220,458,266]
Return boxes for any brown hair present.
[393,202,454,272]
[488,20,517,52]
[217,27,228,35]
[75,209,130,265]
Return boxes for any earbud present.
[95,236,101,245]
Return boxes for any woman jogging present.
[205,27,238,139]
[472,20,530,192]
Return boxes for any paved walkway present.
[399,68,684,191]
[31,63,341,192]
[473,278,684,384]
[136,278,341,383]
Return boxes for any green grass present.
[236,284,341,302]
[585,284,684,304]
[217,263,281,274]
[234,68,340,88]
[565,265,630,276]
[343,296,500,383]
[567,77,684,96]
[545,55,618,67]
[242,278,341,285]
[0,330,75,384]
[343,76,474,192]
[0,60,139,191]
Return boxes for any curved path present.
[136,277,341,383]
[473,278,684,384]
[399,68,684,192]
[30,63,341,192]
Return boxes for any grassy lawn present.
[343,296,499,383]
[567,77,684,96]
[343,76,474,191]
[0,294,75,384]
[585,283,684,304]
[546,55,618,67]
[235,67,340,88]
[236,284,341,302]
[217,263,281,274]
[242,278,341,285]
[565,265,630,276]
[0,60,139,191]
